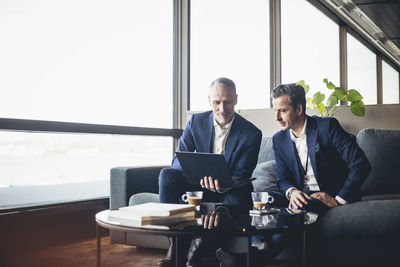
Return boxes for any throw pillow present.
[251,160,278,192]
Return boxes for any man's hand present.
[200,176,231,193]
[202,207,231,229]
[289,189,311,210]
[202,210,220,229]
[286,207,304,214]
[310,192,339,208]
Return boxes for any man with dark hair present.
[217,83,371,267]
[157,77,262,267]
[271,83,370,212]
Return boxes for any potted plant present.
[297,79,365,117]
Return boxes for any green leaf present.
[304,84,310,94]
[333,87,346,100]
[347,89,363,102]
[296,80,309,93]
[312,92,325,105]
[327,82,335,89]
[296,80,305,87]
[350,100,365,117]
[307,97,315,110]
[327,94,339,107]
[323,79,336,89]
[317,103,326,114]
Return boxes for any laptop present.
[175,151,234,187]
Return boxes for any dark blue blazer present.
[172,111,262,185]
[272,115,371,203]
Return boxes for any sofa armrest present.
[110,166,169,210]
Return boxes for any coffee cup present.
[251,192,274,210]
[181,191,203,206]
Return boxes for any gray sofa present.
[110,128,400,266]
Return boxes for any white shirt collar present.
[290,117,307,141]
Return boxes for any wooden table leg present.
[97,224,101,267]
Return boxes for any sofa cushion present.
[129,192,159,205]
[315,199,400,240]
[357,128,400,196]
[257,137,275,163]
[252,160,278,192]
[313,200,400,267]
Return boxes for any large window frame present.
[0,0,183,212]
[184,0,400,112]
[182,0,400,114]
[2,0,400,212]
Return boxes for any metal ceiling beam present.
[320,0,400,68]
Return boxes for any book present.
[108,210,196,226]
[117,202,195,216]
[108,217,197,230]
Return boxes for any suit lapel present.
[283,130,303,186]
[203,112,214,152]
[306,116,318,180]
[224,114,241,163]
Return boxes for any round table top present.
[96,207,307,237]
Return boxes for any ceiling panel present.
[354,1,400,51]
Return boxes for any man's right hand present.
[289,189,311,210]
[200,176,231,193]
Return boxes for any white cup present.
[251,192,274,210]
[181,191,203,206]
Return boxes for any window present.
[0,0,173,128]
[0,131,173,208]
[382,60,400,104]
[281,0,340,98]
[190,0,269,110]
[0,0,174,208]
[347,33,377,105]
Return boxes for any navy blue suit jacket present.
[272,115,370,203]
[172,111,262,186]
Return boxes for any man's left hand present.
[202,207,231,229]
[202,210,220,229]
[310,192,339,208]
[200,176,231,193]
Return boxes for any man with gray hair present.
[157,77,262,267]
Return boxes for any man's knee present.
[158,168,184,185]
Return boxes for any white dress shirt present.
[212,115,234,154]
[289,119,320,192]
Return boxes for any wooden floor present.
[2,237,166,267]
[1,234,297,267]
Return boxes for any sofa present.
[110,128,400,266]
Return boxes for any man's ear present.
[234,94,238,105]
[296,104,304,116]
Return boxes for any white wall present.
[189,104,400,137]
[240,104,400,136]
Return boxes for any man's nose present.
[219,103,225,113]
[275,112,280,121]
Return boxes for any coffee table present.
[95,207,313,267]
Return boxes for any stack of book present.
[108,202,196,229]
